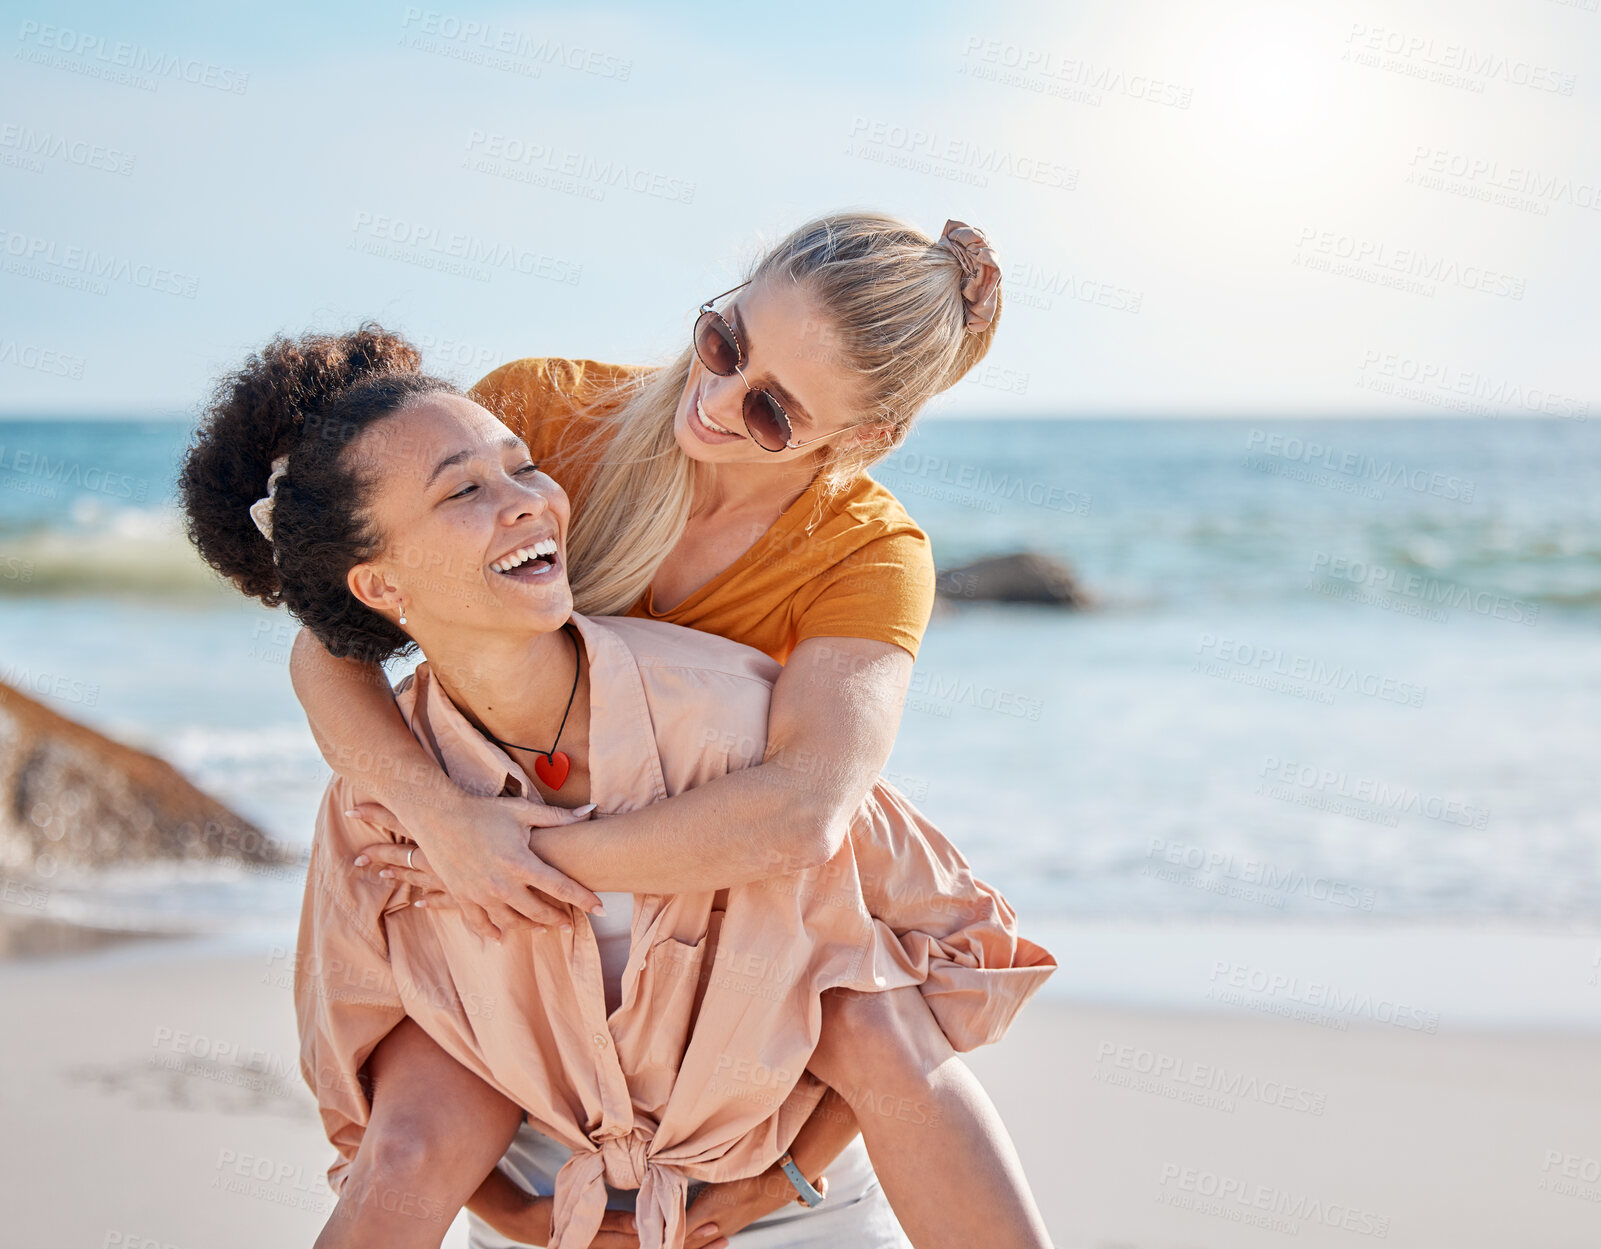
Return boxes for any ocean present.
[2,415,1598,964]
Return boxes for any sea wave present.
[3,417,1598,612]
[4,860,307,935]
[0,501,227,597]
[6,502,1601,610]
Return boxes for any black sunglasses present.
[692,283,839,453]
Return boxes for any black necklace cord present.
[478,622,581,762]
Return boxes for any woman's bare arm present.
[355,636,915,897]
[288,628,455,816]
[289,627,603,938]
[460,1090,859,1249]
[682,1089,862,1248]
[528,635,911,890]
[783,1088,861,1195]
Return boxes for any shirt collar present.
[396,612,668,813]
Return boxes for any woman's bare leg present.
[315,1018,527,1249]
[807,986,1054,1249]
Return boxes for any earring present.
[397,598,407,626]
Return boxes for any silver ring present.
[406,846,416,870]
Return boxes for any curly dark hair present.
[178,325,459,664]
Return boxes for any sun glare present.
[1198,11,1340,144]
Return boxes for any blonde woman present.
[287,214,1051,1249]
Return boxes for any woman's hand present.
[683,1169,828,1249]
[344,793,603,941]
[350,840,567,935]
[475,1189,641,1248]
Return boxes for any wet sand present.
[3,926,1597,1248]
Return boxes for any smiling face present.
[672,277,883,465]
[343,392,573,644]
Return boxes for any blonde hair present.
[565,210,1003,616]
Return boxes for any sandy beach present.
[6,0,1599,1242]
[3,920,1597,1249]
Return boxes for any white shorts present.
[468,1122,911,1248]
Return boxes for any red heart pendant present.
[533,750,571,790]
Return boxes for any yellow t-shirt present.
[469,357,936,664]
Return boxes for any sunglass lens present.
[743,391,792,451]
[694,312,740,375]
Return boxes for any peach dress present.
[296,613,1056,1249]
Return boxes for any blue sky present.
[2,0,1597,416]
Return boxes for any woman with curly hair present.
[222,212,1055,1249]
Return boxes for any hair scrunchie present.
[937,219,1002,333]
[248,453,290,543]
